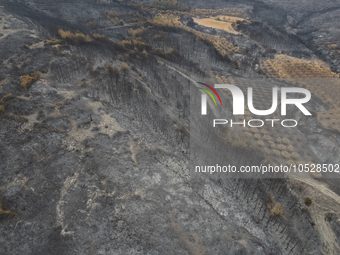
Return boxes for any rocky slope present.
[1,0,340,254]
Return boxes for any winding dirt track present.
[287,173,340,205]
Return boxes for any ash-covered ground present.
[1,0,340,254]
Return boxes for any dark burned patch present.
[0,31,39,60]
[36,226,72,255]
[4,97,44,116]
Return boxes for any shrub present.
[263,135,272,141]
[20,72,40,91]
[54,45,66,56]
[58,29,93,45]
[267,194,285,218]
[254,134,261,139]
[286,160,295,166]
[120,39,147,51]
[287,145,295,152]
[244,132,252,137]
[281,151,290,159]
[128,27,146,37]
[311,171,322,178]
[257,140,264,147]
[304,197,312,206]
[92,33,108,41]
[282,138,290,144]
[307,161,315,166]
[45,38,62,45]
[272,150,281,156]
[267,141,275,148]
[277,144,286,151]
[119,19,124,26]
[0,93,14,104]
[120,62,130,74]
[291,152,299,159]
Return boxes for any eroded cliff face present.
[0,1,340,254]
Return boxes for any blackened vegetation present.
[140,26,238,72]
[0,1,330,254]
[194,177,320,254]
[238,21,310,56]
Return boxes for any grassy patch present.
[58,29,93,45]
[128,27,147,37]
[20,72,40,91]
[192,16,244,35]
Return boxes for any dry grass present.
[291,152,300,159]
[120,62,129,72]
[193,16,243,35]
[318,41,340,58]
[267,194,286,218]
[128,26,147,37]
[120,39,146,48]
[20,72,40,91]
[260,54,338,78]
[58,29,93,45]
[0,93,14,104]
[0,105,4,114]
[45,38,62,45]
[104,10,119,23]
[92,33,107,41]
